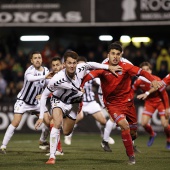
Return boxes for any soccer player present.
[132,62,170,149]
[42,57,64,156]
[80,42,161,165]
[64,56,115,149]
[0,51,52,154]
[35,50,122,164]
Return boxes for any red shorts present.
[106,102,137,130]
[143,101,165,117]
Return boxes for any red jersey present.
[132,75,162,103]
[162,74,170,85]
[81,61,155,107]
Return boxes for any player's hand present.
[151,80,163,89]
[36,94,41,100]
[35,119,43,130]
[137,93,148,100]
[45,72,54,79]
[108,65,122,77]
[80,87,85,94]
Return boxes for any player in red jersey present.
[80,42,161,165]
[132,62,170,149]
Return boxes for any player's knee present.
[63,130,72,136]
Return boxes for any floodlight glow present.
[20,35,49,41]
[120,35,131,43]
[132,37,150,43]
[99,35,113,41]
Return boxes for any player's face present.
[51,60,63,73]
[141,66,152,74]
[64,57,77,76]
[31,54,42,69]
[108,49,122,65]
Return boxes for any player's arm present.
[128,64,163,89]
[162,74,170,85]
[26,71,53,82]
[86,62,122,77]
[81,70,101,88]
[137,87,157,100]
[35,86,53,130]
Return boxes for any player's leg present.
[141,114,156,146]
[0,113,22,154]
[46,107,63,164]
[118,118,135,165]
[39,112,51,150]
[100,108,116,144]
[141,104,157,146]
[64,110,84,145]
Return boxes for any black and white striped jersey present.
[83,80,95,102]
[17,65,49,105]
[39,62,109,119]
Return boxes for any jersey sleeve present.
[162,74,170,85]
[39,87,51,119]
[25,68,46,82]
[85,62,109,70]
[81,70,103,88]
[132,79,140,91]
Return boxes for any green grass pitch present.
[0,133,170,170]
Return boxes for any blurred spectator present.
[12,62,24,83]
[156,48,170,76]
[132,49,147,67]
[0,73,7,101]
[5,81,17,102]
[41,43,56,67]
[148,51,158,74]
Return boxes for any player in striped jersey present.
[0,51,52,154]
[35,50,122,164]
[64,57,115,148]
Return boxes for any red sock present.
[57,139,62,152]
[164,125,170,142]
[50,124,54,131]
[121,129,134,157]
[144,124,155,136]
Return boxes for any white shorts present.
[82,101,101,115]
[14,99,48,114]
[51,97,79,120]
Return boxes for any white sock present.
[103,119,116,142]
[40,123,49,142]
[50,127,60,159]
[1,124,16,147]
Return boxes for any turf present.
[0,133,170,170]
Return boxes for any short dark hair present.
[108,42,123,53]
[63,50,79,62]
[77,56,87,63]
[139,62,152,70]
[51,57,61,63]
[30,51,41,59]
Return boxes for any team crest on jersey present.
[113,113,117,118]
[117,71,122,75]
